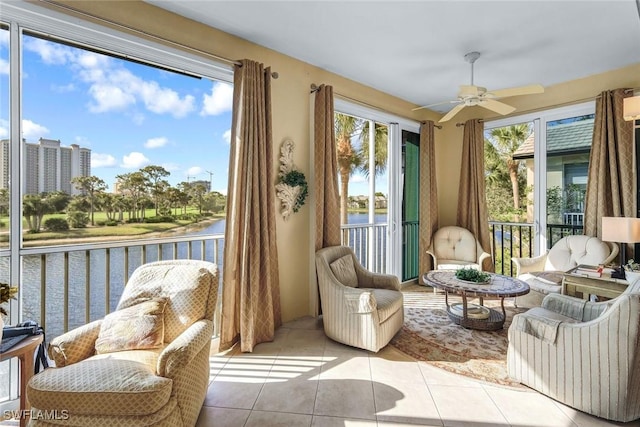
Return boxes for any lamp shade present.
[601,217,640,243]
[623,96,640,121]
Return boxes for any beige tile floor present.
[197,317,640,427]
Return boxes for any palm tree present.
[487,124,531,211]
[335,113,363,224]
[334,113,389,224]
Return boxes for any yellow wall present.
[49,1,640,323]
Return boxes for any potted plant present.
[624,259,640,285]
[0,282,18,343]
[455,268,491,284]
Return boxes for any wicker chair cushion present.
[28,350,171,416]
[95,297,167,354]
[329,254,359,287]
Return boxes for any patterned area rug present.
[389,284,527,387]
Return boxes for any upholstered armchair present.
[27,260,219,427]
[426,226,491,271]
[512,235,618,307]
[315,246,404,352]
[507,276,640,422]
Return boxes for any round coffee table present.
[423,270,529,330]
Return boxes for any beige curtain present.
[419,121,439,282]
[584,88,636,257]
[457,118,493,271]
[314,84,341,250]
[220,59,281,353]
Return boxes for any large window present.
[0,2,232,405]
[485,102,596,273]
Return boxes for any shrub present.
[67,211,89,228]
[44,217,70,232]
[105,220,119,226]
[143,216,174,224]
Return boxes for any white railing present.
[340,223,387,273]
[9,234,224,341]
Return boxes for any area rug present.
[389,284,527,387]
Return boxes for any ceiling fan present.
[413,51,544,123]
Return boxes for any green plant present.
[280,170,308,213]
[455,268,491,283]
[0,282,18,316]
[625,259,640,272]
[44,217,70,232]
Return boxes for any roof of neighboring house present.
[512,118,594,160]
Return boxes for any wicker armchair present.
[507,276,640,422]
[315,246,403,352]
[512,235,618,307]
[27,260,219,427]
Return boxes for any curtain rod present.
[456,119,484,127]
[310,83,442,129]
[38,0,279,78]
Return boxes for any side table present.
[563,271,628,301]
[0,334,44,427]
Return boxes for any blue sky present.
[0,32,233,194]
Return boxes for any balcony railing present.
[5,234,224,342]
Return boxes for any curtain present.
[419,121,439,282]
[457,119,493,271]
[584,88,636,258]
[314,84,341,250]
[220,59,281,353]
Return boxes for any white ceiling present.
[147,1,640,113]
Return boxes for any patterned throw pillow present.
[95,297,168,354]
[329,254,359,287]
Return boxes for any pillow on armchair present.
[329,254,359,287]
[95,297,168,354]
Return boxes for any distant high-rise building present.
[190,180,211,192]
[0,138,91,195]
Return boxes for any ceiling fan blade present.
[438,104,466,123]
[412,100,460,111]
[479,99,516,115]
[487,84,544,98]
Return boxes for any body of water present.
[6,213,387,339]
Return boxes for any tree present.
[359,122,388,178]
[116,172,149,221]
[189,183,207,214]
[141,165,170,215]
[23,193,54,232]
[335,113,363,223]
[486,124,531,212]
[71,176,107,226]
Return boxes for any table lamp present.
[601,216,640,279]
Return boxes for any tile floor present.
[197,317,640,427]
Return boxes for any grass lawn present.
[0,209,225,243]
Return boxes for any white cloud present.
[161,162,179,172]
[0,120,7,139]
[222,129,231,144]
[92,153,117,168]
[144,137,168,149]
[201,82,233,116]
[186,166,203,177]
[24,37,74,65]
[22,119,49,139]
[121,152,150,169]
[88,83,136,113]
[51,83,76,93]
[25,38,195,119]
[0,58,8,75]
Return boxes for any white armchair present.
[512,235,618,307]
[426,226,491,271]
[507,276,640,422]
[315,246,404,352]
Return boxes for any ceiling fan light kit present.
[413,51,545,122]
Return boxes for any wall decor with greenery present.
[275,139,308,220]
